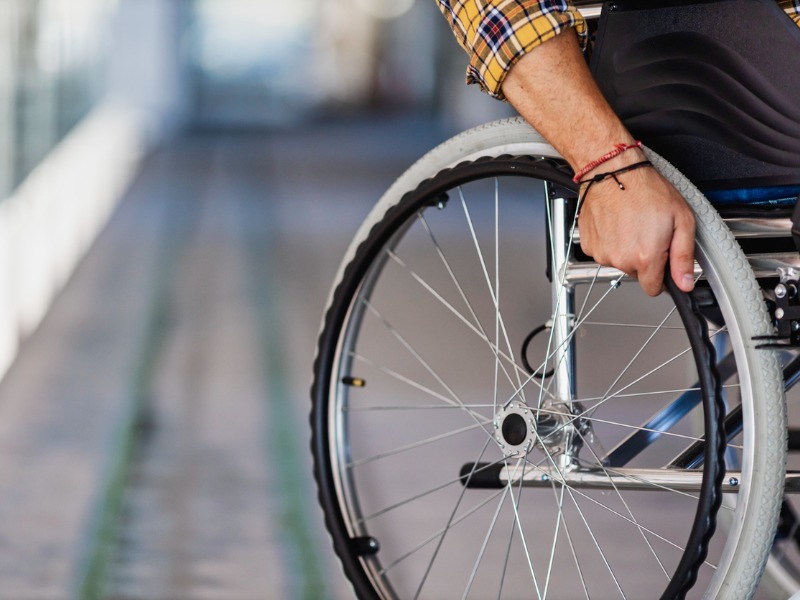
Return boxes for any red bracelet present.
[572,141,643,183]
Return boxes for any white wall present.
[0,0,189,380]
[106,0,190,136]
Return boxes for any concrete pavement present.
[0,115,446,599]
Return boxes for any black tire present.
[311,119,786,599]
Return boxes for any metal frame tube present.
[497,466,800,494]
[550,196,576,406]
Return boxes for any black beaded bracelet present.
[577,160,653,207]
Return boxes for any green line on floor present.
[78,208,182,600]
[242,221,329,600]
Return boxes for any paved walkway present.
[0,116,447,599]
[3,113,783,600]
[105,138,298,599]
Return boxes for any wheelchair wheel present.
[758,373,800,598]
[311,118,786,599]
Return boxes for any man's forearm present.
[501,29,639,174]
[501,28,696,297]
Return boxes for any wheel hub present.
[494,400,565,457]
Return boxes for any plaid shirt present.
[438,0,800,99]
[780,0,800,23]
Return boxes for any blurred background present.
[0,0,516,598]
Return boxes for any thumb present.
[669,216,696,293]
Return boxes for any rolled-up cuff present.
[465,5,587,99]
[779,0,800,25]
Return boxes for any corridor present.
[0,115,447,599]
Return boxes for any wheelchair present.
[311,1,800,597]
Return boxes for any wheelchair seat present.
[590,0,800,200]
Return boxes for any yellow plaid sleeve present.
[779,0,800,24]
[435,0,587,99]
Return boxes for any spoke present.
[384,250,528,398]
[548,335,722,446]
[503,377,637,600]
[505,458,543,599]
[462,484,511,600]
[458,187,526,404]
[458,185,514,363]
[413,438,494,600]
[543,478,569,598]
[346,403,497,412]
[575,383,740,404]
[540,273,713,420]
[497,515,514,600]
[498,452,556,600]
[599,304,679,406]
[524,458,718,571]
[569,482,717,570]
[524,449,628,598]
[416,211,528,402]
[577,428,670,580]
[531,403,742,456]
[581,321,725,333]
[359,458,508,524]
[379,487,508,576]
[585,344,696,414]
[504,394,602,599]
[489,179,528,403]
[525,390,665,599]
[579,412,739,451]
[571,413,704,445]
[563,483,627,598]
[574,266,601,329]
[498,272,618,414]
[458,188,525,401]
[536,409,742,473]
[362,299,493,432]
[350,351,463,407]
[347,419,491,468]
[607,326,726,405]
[531,281,619,409]
[591,272,709,413]
[529,409,626,598]
[572,462,703,503]
[548,483,590,600]
[503,344,611,600]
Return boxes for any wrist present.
[584,147,647,178]
[572,142,645,183]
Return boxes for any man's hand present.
[502,29,696,296]
[578,156,696,296]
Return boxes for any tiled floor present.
[0,115,447,599]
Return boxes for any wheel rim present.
[314,156,752,599]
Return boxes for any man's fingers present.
[669,215,696,293]
[637,254,667,297]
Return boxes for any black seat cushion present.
[590,0,800,193]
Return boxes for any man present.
[437,1,800,296]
